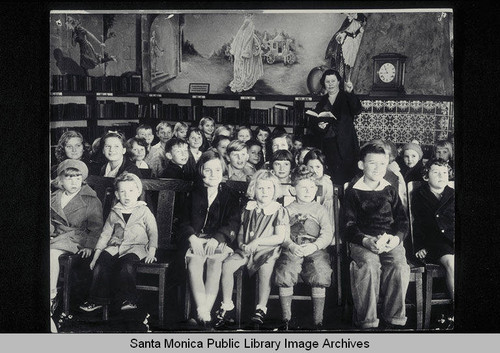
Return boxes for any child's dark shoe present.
[79,301,102,312]
[121,300,138,311]
[214,307,235,329]
[250,308,266,325]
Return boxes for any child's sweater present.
[344,178,409,246]
[283,201,333,251]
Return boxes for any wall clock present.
[370,53,407,96]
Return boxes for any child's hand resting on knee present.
[78,248,92,258]
[244,239,260,254]
[377,233,400,253]
[145,247,157,264]
[189,235,206,256]
[289,243,304,257]
[415,248,427,260]
[204,238,219,256]
[362,236,380,254]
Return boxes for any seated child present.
[184,128,205,181]
[144,121,173,169]
[398,142,425,183]
[199,117,215,151]
[215,169,289,327]
[291,134,304,156]
[274,165,333,330]
[246,139,263,172]
[303,149,335,229]
[50,160,103,315]
[254,125,271,162]
[159,138,189,180]
[295,146,314,166]
[433,140,454,179]
[135,124,155,153]
[270,149,296,207]
[173,122,189,141]
[412,158,454,328]
[79,172,157,312]
[270,132,292,153]
[236,126,252,143]
[178,150,240,325]
[127,137,151,178]
[344,142,410,329]
[98,131,142,178]
[214,125,232,139]
[211,135,231,164]
[226,140,254,182]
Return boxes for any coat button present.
[441,229,445,233]
[436,214,439,218]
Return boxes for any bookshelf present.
[49,75,316,144]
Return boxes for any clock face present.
[378,62,396,83]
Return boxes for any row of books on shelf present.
[51,74,142,93]
[50,101,309,126]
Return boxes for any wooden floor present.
[51,282,444,333]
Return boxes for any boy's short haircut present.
[211,134,231,149]
[173,122,189,133]
[155,121,171,133]
[271,131,293,150]
[187,127,203,139]
[422,158,452,179]
[136,124,153,134]
[434,140,454,159]
[127,137,149,156]
[165,137,188,154]
[245,139,262,150]
[227,139,248,154]
[291,165,318,186]
[246,169,283,200]
[270,149,295,166]
[359,142,387,161]
[196,149,227,176]
[114,171,143,194]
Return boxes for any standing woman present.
[310,69,362,185]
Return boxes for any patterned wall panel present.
[355,98,453,157]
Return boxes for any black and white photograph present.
[46,7,455,333]
[2,0,500,347]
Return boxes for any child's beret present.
[403,142,423,160]
[57,159,89,180]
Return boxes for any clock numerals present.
[378,63,396,83]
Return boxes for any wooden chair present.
[341,181,424,330]
[407,181,454,329]
[86,175,192,327]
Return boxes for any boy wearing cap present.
[50,159,104,318]
[398,141,425,183]
[80,172,158,312]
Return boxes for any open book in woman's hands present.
[306,110,337,119]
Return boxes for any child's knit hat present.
[57,159,89,180]
[403,142,423,160]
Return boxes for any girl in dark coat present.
[178,150,240,325]
[310,69,362,184]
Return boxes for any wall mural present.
[50,11,453,96]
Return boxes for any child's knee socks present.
[311,287,326,325]
[279,286,294,321]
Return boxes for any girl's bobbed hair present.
[246,169,283,201]
[196,149,227,177]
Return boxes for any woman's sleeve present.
[345,92,362,117]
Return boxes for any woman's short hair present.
[55,130,90,163]
[246,169,283,201]
[114,171,143,194]
[319,69,344,90]
[127,137,149,157]
[196,149,227,176]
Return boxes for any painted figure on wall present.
[65,16,117,76]
[150,30,165,77]
[325,13,367,83]
[229,14,264,93]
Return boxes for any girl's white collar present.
[245,200,281,215]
